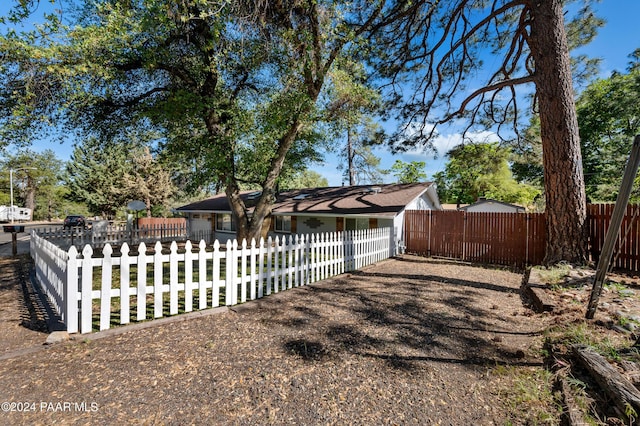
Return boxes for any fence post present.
[153,241,164,318]
[184,240,193,313]
[258,237,265,298]
[211,240,220,308]
[241,239,248,303]
[288,235,294,289]
[136,242,148,321]
[120,243,131,324]
[250,238,257,299]
[100,244,114,331]
[273,236,280,293]
[80,245,94,334]
[293,234,301,287]
[169,241,179,315]
[66,246,79,334]
[225,240,235,305]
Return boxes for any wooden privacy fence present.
[588,203,640,272]
[406,204,640,272]
[404,210,546,267]
[31,227,394,334]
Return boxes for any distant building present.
[458,197,525,213]
[441,203,469,211]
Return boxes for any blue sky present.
[12,1,640,186]
[312,0,640,186]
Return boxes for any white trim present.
[272,212,398,220]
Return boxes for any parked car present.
[63,215,86,229]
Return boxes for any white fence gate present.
[31,228,395,334]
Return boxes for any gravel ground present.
[0,256,49,356]
[0,254,551,425]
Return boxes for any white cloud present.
[400,128,498,160]
[311,125,500,186]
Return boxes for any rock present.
[45,331,70,345]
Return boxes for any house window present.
[216,213,236,232]
[345,217,369,231]
[275,215,292,232]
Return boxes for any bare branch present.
[103,86,169,108]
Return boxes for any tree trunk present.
[47,196,53,222]
[348,127,355,186]
[25,177,36,213]
[528,0,588,264]
[248,119,305,240]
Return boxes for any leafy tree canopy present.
[389,160,427,184]
[513,51,640,203]
[65,138,135,218]
[434,142,540,207]
[0,0,419,240]
[577,52,640,202]
[0,148,65,218]
[280,169,328,190]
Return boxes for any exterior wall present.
[190,211,409,243]
[405,192,436,210]
[188,213,213,237]
[393,214,404,244]
[378,218,393,230]
[293,216,337,235]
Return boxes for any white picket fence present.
[31,228,395,334]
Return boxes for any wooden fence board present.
[588,203,640,272]
[404,210,545,267]
[405,204,640,272]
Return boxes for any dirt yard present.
[0,254,572,424]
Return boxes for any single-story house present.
[458,197,525,213]
[176,182,442,244]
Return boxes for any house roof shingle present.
[177,183,436,217]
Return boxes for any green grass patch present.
[493,366,561,425]
[532,262,573,285]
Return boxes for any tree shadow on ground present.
[0,256,49,334]
[280,260,544,371]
